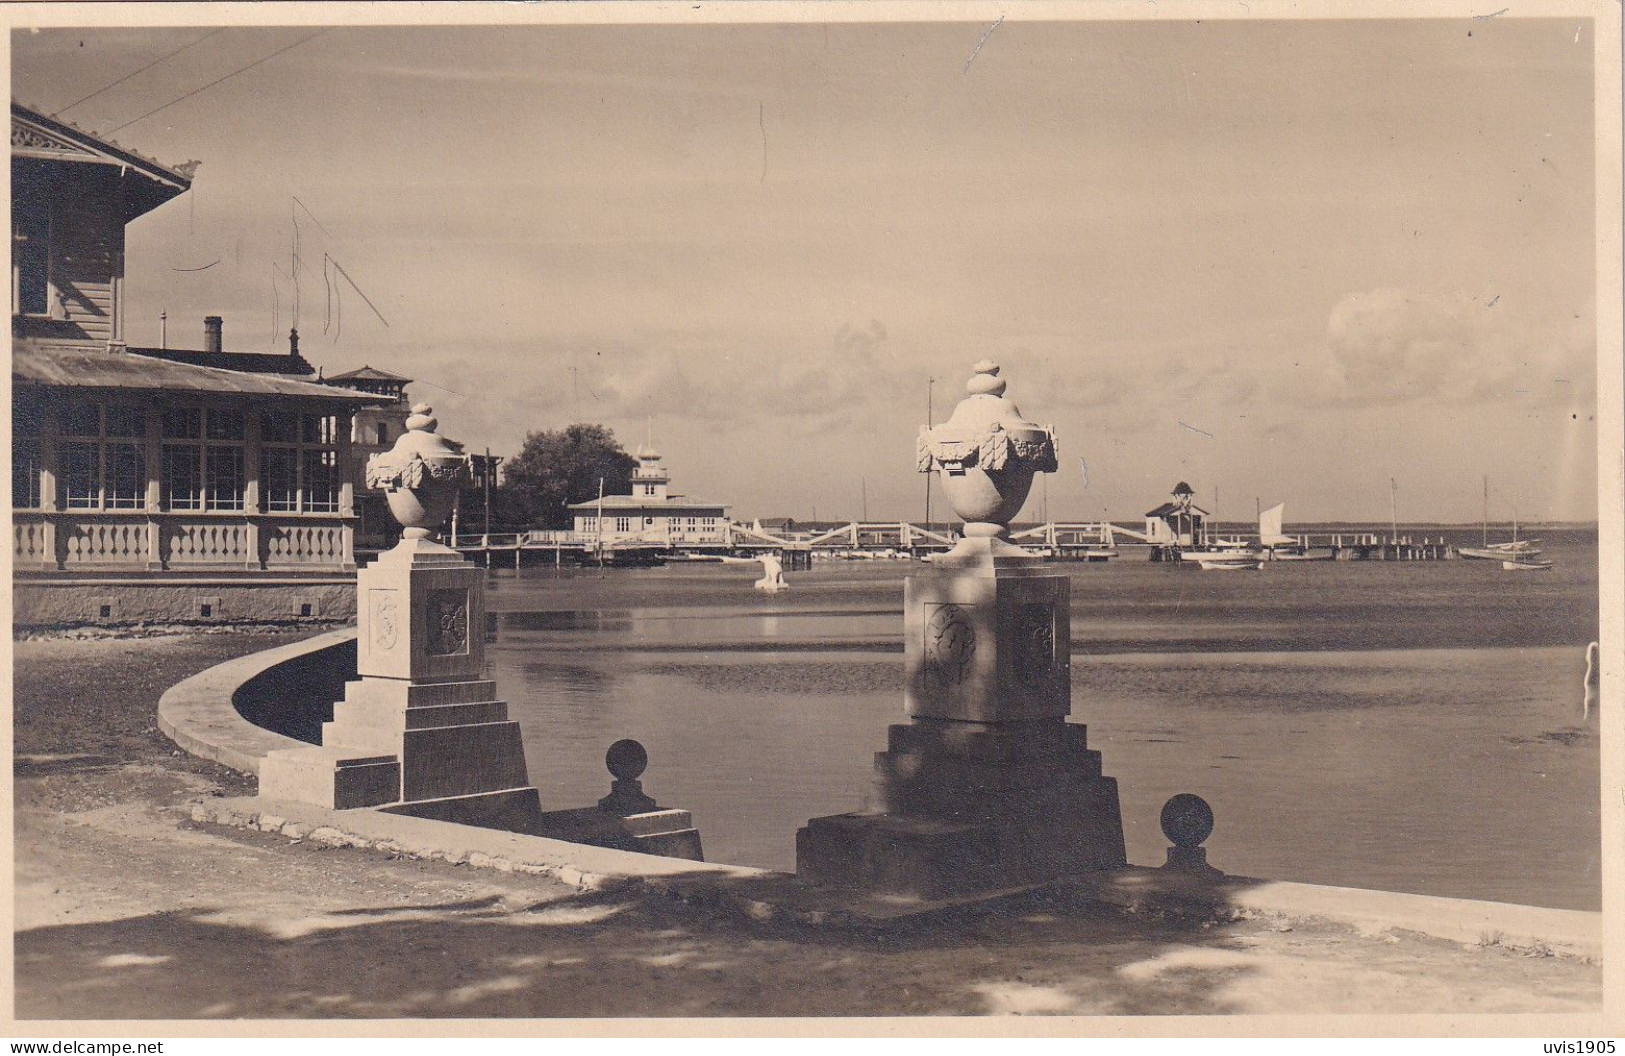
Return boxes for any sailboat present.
[1460,478,1548,565]
[1258,502,1334,561]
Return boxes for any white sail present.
[1259,502,1292,546]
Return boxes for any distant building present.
[11,103,384,625]
[322,365,414,550]
[1144,481,1208,545]
[567,446,729,546]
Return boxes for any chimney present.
[203,315,223,354]
[289,327,300,358]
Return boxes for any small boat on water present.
[1258,503,1335,560]
[1502,555,1554,571]
[1182,537,1264,570]
[1462,542,1542,560]
[1187,550,1264,571]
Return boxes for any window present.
[12,436,41,509]
[262,448,298,512]
[206,410,244,441]
[163,408,201,440]
[13,196,51,317]
[302,449,339,512]
[642,483,656,496]
[53,402,149,511]
[105,406,146,439]
[61,442,99,509]
[161,407,249,511]
[206,447,244,511]
[261,414,298,444]
[105,444,145,509]
[375,422,389,445]
[163,446,202,510]
[615,517,632,533]
[259,412,342,515]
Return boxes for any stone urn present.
[917,360,1058,547]
[364,403,472,540]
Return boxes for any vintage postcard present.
[5,0,1621,1041]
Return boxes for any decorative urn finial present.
[364,403,472,540]
[917,361,1058,546]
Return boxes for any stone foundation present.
[13,575,355,627]
[797,717,1125,899]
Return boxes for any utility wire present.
[56,29,227,117]
[327,256,390,329]
[292,196,336,239]
[105,28,329,136]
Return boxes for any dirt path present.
[11,632,1604,1020]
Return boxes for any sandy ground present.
[10,631,1605,1020]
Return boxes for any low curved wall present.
[157,628,358,776]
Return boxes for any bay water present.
[487,526,1600,910]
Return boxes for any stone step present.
[258,746,401,809]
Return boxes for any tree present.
[497,423,638,530]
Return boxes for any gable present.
[11,105,193,222]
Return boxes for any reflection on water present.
[489,536,1600,911]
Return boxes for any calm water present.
[487,527,1601,910]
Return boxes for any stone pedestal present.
[797,541,1125,899]
[260,536,542,828]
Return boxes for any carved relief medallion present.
[1012,603,1056,686]
[923,603,976,687]
[370,589,399,652]
[427,588,469,656]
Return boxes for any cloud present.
[1324,288,1474,402]
[1293,288,1596,409]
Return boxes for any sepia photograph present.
[6,2,1620,1034]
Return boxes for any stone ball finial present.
[406,404,438,433]
[967,360,1007,397]
[606,738,649,782]
[1160,793,1215,849]
[599,739,657,816]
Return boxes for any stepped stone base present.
[535,805,705,861]
[258,747,401,810]
[382,787,546,835]
[797,718,1125,900]
[258,672,539,825]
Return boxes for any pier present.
[441,521,1460,566]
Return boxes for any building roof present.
[127,346,317,377]
[12,103,194,221]
[1146,501,1211,518]
[326,365,412,384]
[1172,481,1195,497]
[13,346,387,404]
[568,495,729,511]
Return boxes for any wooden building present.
[11,102,198,353]
[568,446,729,546]
[1144,481,1209,546]
[11,103,384,625]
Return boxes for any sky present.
[10,15,1603,525]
